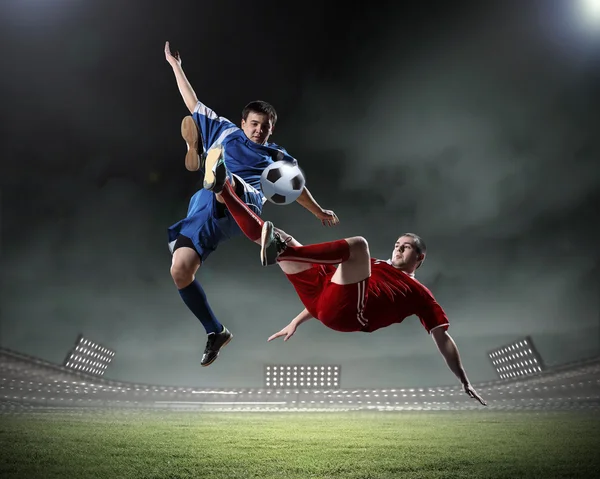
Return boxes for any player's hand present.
[464,383,487,406]
[164,41,182,67]
[315,209,339,227]
[267,323,297,342]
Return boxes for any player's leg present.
[328,237,371,285]
[267,226,310,275]
[202,157,337,313]
[260,217,362,268]
[293,241,370,331]
[216,178,263,243]
[219,176,310,275]
[203,145,228,192]
[202,150,354,270]
[169,222,232,367]
[271,234,352,266]
[260,221,370,282]
[170,237,224,334]
[202,150,311,275]
[181,116,205,172]
[272,239,371,333]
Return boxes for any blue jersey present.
[192,101,297,193]
[167,101,299,262]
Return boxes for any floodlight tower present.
[264,364,341,389]
[487,336,545,381]
[575,0,600,33]
[581,0,600,19]
[63,334,115,377]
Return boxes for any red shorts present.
[285,265,369,332]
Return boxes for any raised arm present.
[295,187,339,227]
[267,308,313,342]
[164,41,199,113]
[431,328,487,405]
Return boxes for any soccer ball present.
[260,161,306,205]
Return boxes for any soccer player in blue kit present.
[164,42,339,367]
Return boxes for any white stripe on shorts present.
[356,279,368,327]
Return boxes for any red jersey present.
[360,258,449,334]
[286,258,449,335]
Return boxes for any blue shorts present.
[168,175,264,262]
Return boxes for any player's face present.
[241,112,273,145]
[391,236,424,272]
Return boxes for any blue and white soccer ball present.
[260,161,306,205]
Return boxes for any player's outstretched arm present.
[431,328,487,406]
[295,187,339,227]
[164,41,199,113]
[267,308,313,342]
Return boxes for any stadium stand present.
[1,347,599,412]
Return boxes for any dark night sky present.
[1,0,599,388]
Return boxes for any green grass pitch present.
[1,409,599,478]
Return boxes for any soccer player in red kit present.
[203,148,486,405]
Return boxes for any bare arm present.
[268,308,313,342]
[164,41,199,113]
[296,187,339,226]
[295,187,323,215]
[291,308,313,327]
[431,328,487,405]
[431,328,469,385]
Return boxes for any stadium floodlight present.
[574,0,600,34]
[264,364,341,389]
[581,0,600,19]
[63,334,115,377]
[487,336,545,381]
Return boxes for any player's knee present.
[170,261,197,288]
[347,236,369,257]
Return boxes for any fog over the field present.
[1,0,598,388]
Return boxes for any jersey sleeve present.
[417,289,450,334]
[266,142,298,165]
[192,101,239,151]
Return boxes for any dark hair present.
[402,233,426,269]
[242,100,278,126]
[402,233,426,255]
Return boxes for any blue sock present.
[178,280,223,335]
